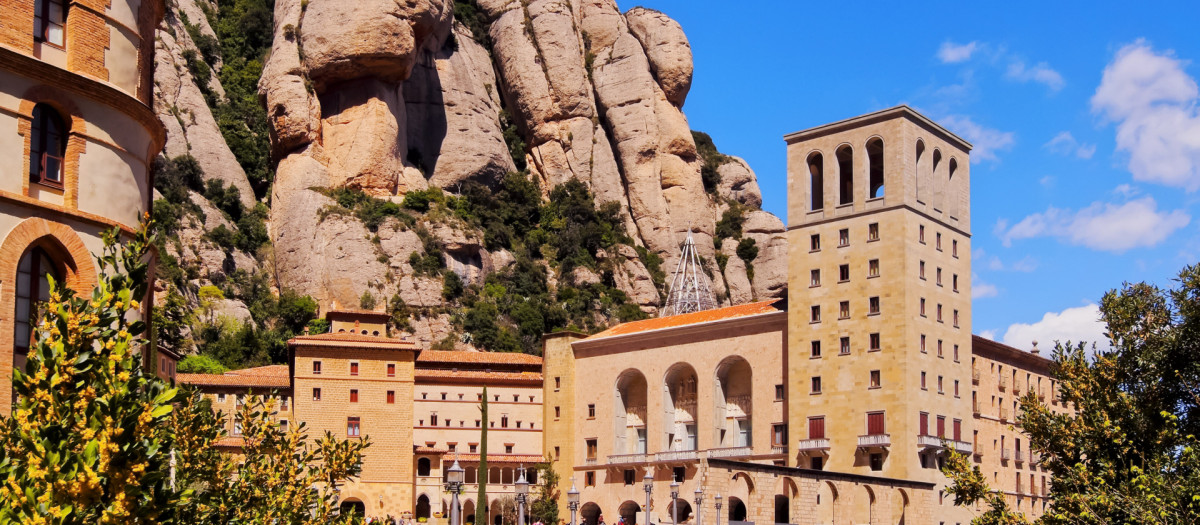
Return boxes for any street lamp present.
[669,481,680,525]
[568,477,580,525]
[445,457,465,525]
[693,488,703,525]
[714,493,723,525]
[643,471,653,525]
[515,466,529,525]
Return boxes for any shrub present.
[359,291,377,310]
[443,271,464,300]
[178,354,230,374]
[736,237,758,263]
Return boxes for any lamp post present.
[693,488,703,525]
[568,478,580,525]
[515,466,529,525]
[669,481,679,525]
[643,472,653,525]
[446,458,465,525]
[714,494,723,525]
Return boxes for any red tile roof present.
[416,369,543,384]
[415,445,449,454]
[224,364,289,377]
[417,350,541,366]
[443,453,545,464]
[214,437,246,448]
[586,299,786,340]
[177,371,291,389]
[289,332,418,349]
[326,308,391,319]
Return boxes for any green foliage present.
[636,245,666,296]
[177,354,230,374]
[182,48,212,91]
[443,271,464,300]
[388,294,414,333]
[499,110,527,171]
[736,237,758,263]
[359,291,377,310]
[942,263,1200,523]
[401,186,445,213]
[204,179,243,221]
[154,284,193,354]
[530,462,560,525]
[692,130,730,194]
[317,186,414,232]
[453,0,492,49]
[305,318,330,335]
[191,273,320,369]
[714,202,747,247]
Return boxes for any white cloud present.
[1044,131,1097,159]
[938,41,980,64]
[1000,303,1110,353]
[1113,184,1140,197]
[1091,40,1200,190]
[977,329,998,341]
[998,196,1190,252]
[940,115,1016,164]
[972,273,999,299]
[1006,60,1066,91]
[973,248,1038,272]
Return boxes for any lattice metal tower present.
[662,229,717,316]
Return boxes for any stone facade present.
[0,0,168,408]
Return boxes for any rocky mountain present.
[150,0,786,360]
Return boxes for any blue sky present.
[635,0,1200,349]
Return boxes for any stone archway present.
[580,502,602,525]
[618,500,641,525]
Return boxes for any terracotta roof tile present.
[326,308,391,318]
[586,299,786,340]
[417,350,541,366]
[289,332,418,349]
[415,445,448,454]
[214,437,246,448]
[415,369,543,384]
[224,364,289,377]
[443,453,545,464]
[177,372,290,389]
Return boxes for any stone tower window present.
[14,247,59,354]
[807,152,824,211]
[29,104,66,187]
[836,145,854,205]
[867,137,885,198]
[33,0,66,47]
[915,139,926,201]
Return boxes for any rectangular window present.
[919,225,926,243]
[586,439,598,460]
[470,443,479,453]
[772,424,787,446]
[937,339,944,357]
[954,310,960,328]
[868,222,879,241]
[919,261,926,279]
[775,384,785,400]
[501,416,509,428]
[350,389,358,403]
[313,361,322,375]
[811,376,822,394]
[953,344,960,362]
[387,363,395,377]
[937,304,944,322]
[937,268,943,286]
[280,419,289,432]
[919,412,929,435]
[920,334,927,353]
[387,391,395,404]
[505,444,514,454]
[869,296,880,315]
[867,412,886,435]
[233,421,242,436]
[869,370,881,388]
[938,376,944,394]
[839,264,850,282]
[868,259,879,277]
[921,371,927,389]
[920,298,927,316]
[952,239,959,257]
[839,301,850,319]
[588,404,596,418]
[954,380,960,397]
[840,336,850,355]
[624,469,636,486]
[350,362,359,376]
[869,332,881,352]
[554,406,561,418]
[953,274,959,292]
[217,394,226,403]
[936,232,943,250]
[809,416,825,439]
[810,234,821,251]
[839,228,849,247]
[431,414,438,426]
[441,392,448,400]
[811,305,821,323]
[34,0,65,47]
[347,417,360,437]
[810,269,821,287]
[810,340,822,358]
[313,388,321,401]
[937,415,946,438]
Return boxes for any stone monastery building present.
[0,6,1068,521]
[176,107,1070,525]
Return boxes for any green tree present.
[177,355,229,375]
[478,386,489,523]
[529,461,560,525]
[942,264,1200,523]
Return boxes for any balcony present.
[917,435,973,455]
[607,453,647,465]
[1001,448,1012,461]
[584,457,597,466]
[972,400,981,416]
[1000,407,1011,422]
[1037,388,1046,401]
[1031,452,1042,465]
[797,438,831,453]
[655,450,698,462]
[707,446,752,459]
[771,445,788,456]
[999,376,1008,391]
[973,442,983,458]
[1015,451,1025,465]
[857,433,891,449]
[971,368,981,385]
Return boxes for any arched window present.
[33,0,66,47]
[417,457,432,476]
[15,247,60,357]
[807,152,824,211]
[915,140,926,201]
[867,138,884,198]
[948,158,959,217]
[836,145,854,205]
[931,149,944,210]
[30,104,66,187]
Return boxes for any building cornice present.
[787,203,972,239]
[0,189,137,235]
[572,309,786,352]
[783,105,972,152]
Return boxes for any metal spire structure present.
[662,228,717,316]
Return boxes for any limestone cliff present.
[151,0,786,354]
